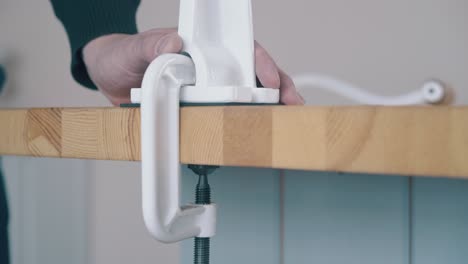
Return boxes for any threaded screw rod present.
[189,164,217,264]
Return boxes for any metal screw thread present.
[194,237,210,264]
[195,174,211,204]
[194,173,211,264]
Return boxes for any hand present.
[83,28,304,106]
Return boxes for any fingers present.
[254,41,280,89]
[254,41,304,105]
[278,69,305,105]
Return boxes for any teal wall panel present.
[284,171,410,264]
[412,178,468,264]
[178,167,468,264]
[181,167,281,264]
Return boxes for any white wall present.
[1,0,468,264]
[253,0,468,105]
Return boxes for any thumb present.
[114,30,183,73]
[143,31,183,62]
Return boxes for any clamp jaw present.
[131,0,278,243]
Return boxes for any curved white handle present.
[141,54,216,243]
[293,74,446,105]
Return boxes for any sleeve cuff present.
[51,0,140,90]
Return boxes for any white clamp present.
[137,54,216,243]
[131,0,278,244]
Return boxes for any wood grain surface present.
[1,106,467,178]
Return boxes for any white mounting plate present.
[131,86,279,104]
[180,86,279,104]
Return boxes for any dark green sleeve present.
[50,0,141,89]
[0,162,9,263]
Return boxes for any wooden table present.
[1,106,467,178]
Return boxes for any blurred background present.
[0,0,467,263]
